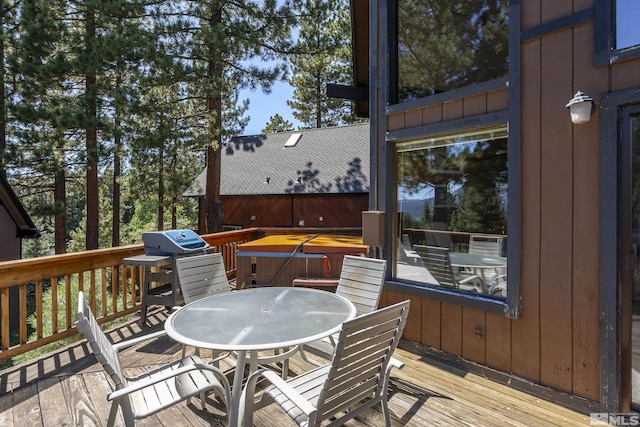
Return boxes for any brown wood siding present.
[222,194,368,230]
[0,207,20,261]
[539,29,574,392]
[571,22,608,402]
[292,194,369,228]
[381,8,626,404]
[222,195,292,228]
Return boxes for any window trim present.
[595,0,640,66]
[386,109,520,318]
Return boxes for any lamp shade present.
[566,91,595,124]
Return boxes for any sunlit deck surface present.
[0,307,595,427]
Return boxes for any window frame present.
[594,0,640,66]
[380,0,521,318]
[385,108,517,317]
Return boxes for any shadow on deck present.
[0,307,597,426]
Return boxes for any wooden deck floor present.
[0,308,599,427]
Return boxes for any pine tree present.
[263,114,295,133]
[288,0,354,128]
[150,0,295,233]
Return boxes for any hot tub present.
[236,234,368,289]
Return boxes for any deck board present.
[0,308,601,426]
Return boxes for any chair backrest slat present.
[75,291,127,388]
[336,255,387,315]
[315,300,410,423]
[413,245,457,288]
[175,253,231,304]
[469,235,503,257]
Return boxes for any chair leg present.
[107,402,119,427]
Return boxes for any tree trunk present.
[54,162,66,254]
[205,6,224,233]
[85,6,99,250]
[157,142,164,231]
[112,64,122,247]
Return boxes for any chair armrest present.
[389,356,404,370]
[108,357,229,401]
[242,369,317,418]
[457,274,481,284]
[112,329,168,351]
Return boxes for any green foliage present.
[1,0,298,254]
[288,0,356,128]
[11,272,135,365]
[263,114,295,133]
[397,0,509,101]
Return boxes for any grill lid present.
[142,229,209,255]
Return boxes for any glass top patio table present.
[165,286,356,350]
[164,286,356,425]
[449,252,507,268]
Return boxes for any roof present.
[186,123,370,196]
[0,173,40,238]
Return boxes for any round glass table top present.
[165,287,356,351]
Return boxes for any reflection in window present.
[395,126,508,299]
[396,0,509,103]
[616,0,640,50]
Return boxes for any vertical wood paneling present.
[486,313,512,372]
[422,298,441,348]
[386,290,406,307]
[421,104,443,125]
[539,29,574,392]
[461,307,486,364]
[404,109,423,128]
[387,113,405,131]
[463,94,487,117]
[441,303,463,356]
[512,39,542,382]
[571,23,608,401]
[521,0,541,30]
[223,196,292,227]
[610,60,640,92]
[403,294,423,342]
[541,0,572,22]
[442,100,464,121]
[487,88,509,112]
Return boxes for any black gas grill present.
[124,229,210,324]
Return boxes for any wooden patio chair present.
[175,252,232,304]
[177,252,296,378]
[298,255,393,365]
[174,252,233,363]
[240,300,410,427]
[75,291,231,427]
[414,244,483,293]
[468,234,504,256]
[468,235,505,281]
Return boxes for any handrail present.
[0,228,260,362]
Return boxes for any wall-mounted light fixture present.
[296,177,303,185]
[566,91,595,124]
[263,177,270,184]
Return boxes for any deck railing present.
[0,228,259,362]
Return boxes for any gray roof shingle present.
[186,123,370,196]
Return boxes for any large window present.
[394,0,509,103]
[616,0,640,50]
[595,0,640,65]
[394,125,508,299]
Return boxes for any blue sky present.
[617,0,640,50]
[239,2,640,136]
[239,81,303,136]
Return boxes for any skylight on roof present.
[284,133,302,147]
